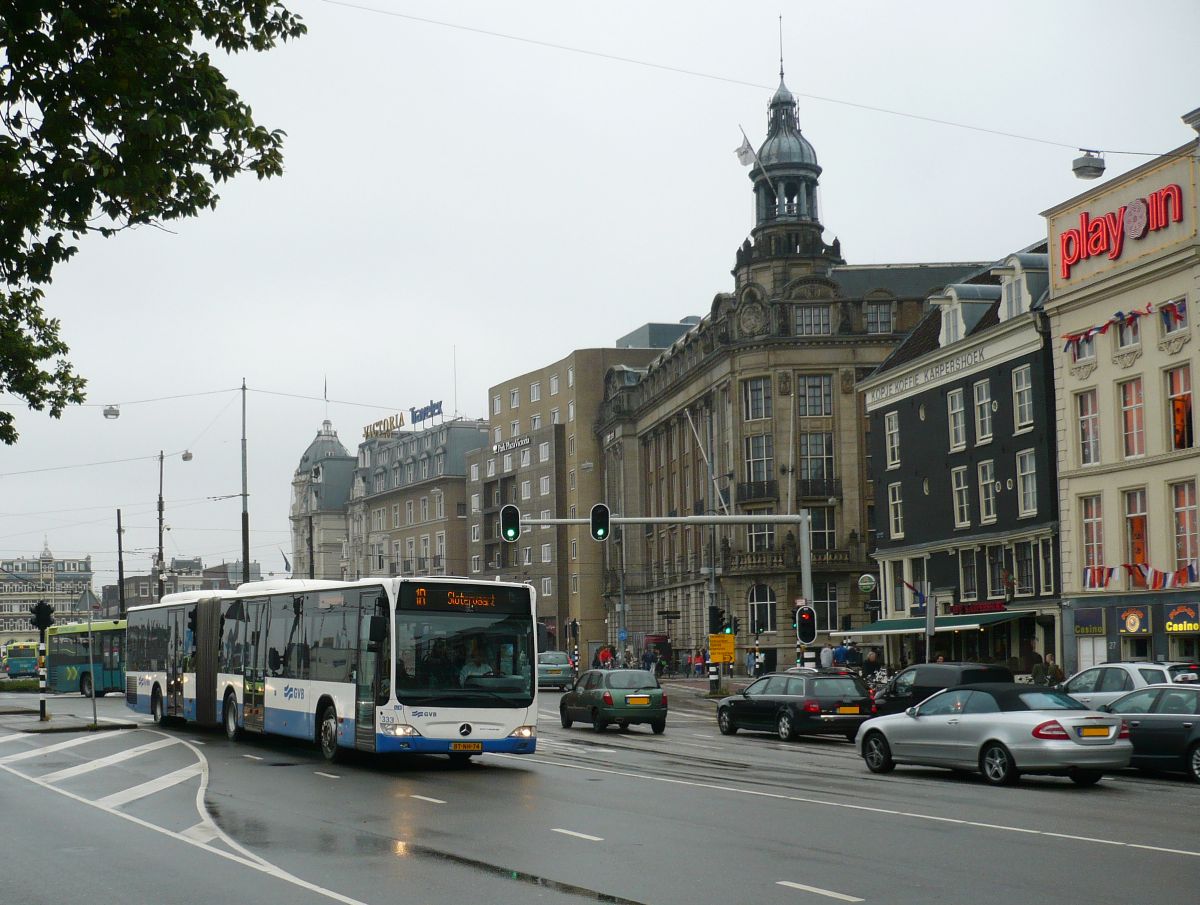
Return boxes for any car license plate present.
[1078,726,1108,738]
[450,742,483,752]
[547,669,561,674]
[627,695,650,705]
[837,706,860,714]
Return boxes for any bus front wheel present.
[80,673,93,699]
[151,687,165,725]
[318,704,343,763]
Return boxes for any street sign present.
[708,633,735,663]
[857,574,877,594]
[618,628,627,642]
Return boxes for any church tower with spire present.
[734,67,844,294]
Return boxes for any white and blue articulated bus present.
[125,577,538,762]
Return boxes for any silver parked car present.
[1062,661,1200,709]
[856,683,1131,786]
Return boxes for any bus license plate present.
[450,742,483,752]
[627,695,650,705]
[1078,726,1108,737]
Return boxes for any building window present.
[509,388,519,409]
[986,545,1006,599]
[391,504,400,529]
[884,411,900,468]
[1172,480,1199,572]
[1081,495,1104,571]
[538,441,550,462]
[959,549,977,601]
[1124,488,1148,588]
[1039,538,1055,595]
[888,483,904,539]
[978,460,996,524]
[1003,280,1023,319]
[406,500,415,523]
[550,408,560,425]
[541,543,552,563]
[493,427,501,444]
[1071,335,1095,363]
[570,538,577,560]
[540,509,551,528]
[541,577,552,597]
[951,466,970,528]
[570,573,578,594]
[748,584,777,634]
[520,480,531,501]
[1119,377,1145,458]
[530,382,541,402]
[1016,449,1037,517]
[799,432,834,480]
[747,513,775,552]
[530,413,541,431]
[973,380,993,443]
[471,555,481,573]
[1160,297,1189,335]
[503,453,513,472]
[486,458,496,477]
[550,374,559,395]
[797,375,833,416]
[1167,365,1194,451]
[470,524,480,542]
[814,582,838,633]
[510,420,519,438]
[1117,315,1140,349]
[947,390,966,451]
[470,463,479,481]
[420,497,429,521]
[865,301,892,334]
[568,469,576,491]
[810,507,835,550]
[492,395,501,415]
[522,546,532,566]
[567,366,574,387]
[743,433,774,482]
[1077,389,1100,465]
[890,564,906,613]
[539,475,550,495]
[1012,365,1033,431]
[567,401,575,422]
[741,377,772,421]
[795,305,831,335]
[520,449,530,468]
[1013,541,1034,596]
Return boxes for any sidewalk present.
[0,701,137,734]
[659,675,752,702]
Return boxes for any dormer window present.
[940,304,963,345]
[1003,280,1024,320]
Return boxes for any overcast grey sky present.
[2,0,1198,590]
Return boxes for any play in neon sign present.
[1058,183,1183,279]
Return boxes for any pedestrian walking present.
[819,642,834,669]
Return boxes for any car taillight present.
[661,693,667,707]
[1032,719,1070,739]
[868,688,876,700]
[803,700,821,714]
[1118,719,1130,739]
[602,691,613,706]
[870,702,877,715]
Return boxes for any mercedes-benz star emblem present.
[459,723,472,737]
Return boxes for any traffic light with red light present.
[795,604,817,645]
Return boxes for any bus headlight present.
[381,723,423,737]
[508,725,536,739]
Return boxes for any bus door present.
[242,599,268,733]
[354,592,388,752]
[166,608,186,718]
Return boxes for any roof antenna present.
[778,15,784,81]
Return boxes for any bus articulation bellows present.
[125,577,538,762]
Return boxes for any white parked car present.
[1061,661,1200,710]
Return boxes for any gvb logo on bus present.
[283,685,305,701]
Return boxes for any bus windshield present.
[394,610,534,708]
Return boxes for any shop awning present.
[832,611,1022,638]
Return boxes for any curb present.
[7,720,139,734]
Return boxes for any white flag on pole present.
[735,135,755,166]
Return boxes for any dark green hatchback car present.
[560,669,667,733]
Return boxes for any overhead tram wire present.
[315,0,1170,160]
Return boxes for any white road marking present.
[242,754,264,760]
[410,794,446,804]
[314,771,340,779]
[181,821,220,844]
[190,739,206,745]
[0,734,26,744]
[0,731,124,764]
[492,754,1200,860]
[777,880,864,902]
[93,763,204,808]
[551,828,604,842]
[39,737,180,783]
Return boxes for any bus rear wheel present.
[80,673,93,699]
[318,704,343,763]
[223,693,241,741]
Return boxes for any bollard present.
[708,665,720,693]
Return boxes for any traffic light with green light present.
[500,505,521,542]
[589,503,610,541]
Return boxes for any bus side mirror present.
[368,615,388,649]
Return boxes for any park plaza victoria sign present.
[361,400,445,439]
[1056,183,1184,279]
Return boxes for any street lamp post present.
[157,450,192,601]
